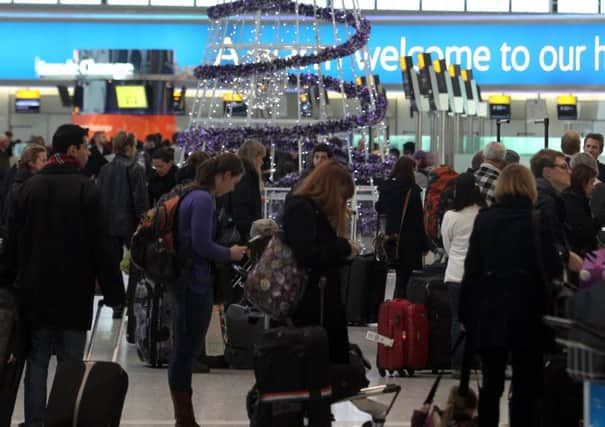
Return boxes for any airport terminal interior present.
[2,0,605,426]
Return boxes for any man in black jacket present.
[583,132,605,182]
[530,149,583,273]
[97,131,149,322]
[148,147,177,205]
[6,124,125,427]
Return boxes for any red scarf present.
[47,153,81,168]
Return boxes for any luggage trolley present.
[333,384,402,427]
[235,221,403,427]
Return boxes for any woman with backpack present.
[282,160,360,364]
[169,153,247,427]
[375,156,428,298]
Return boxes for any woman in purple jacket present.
[169,153,247,427]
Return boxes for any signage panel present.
[3,19,605,86]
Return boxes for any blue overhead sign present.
[4,18,605,86]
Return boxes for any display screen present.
[489,103,511,120]
[557,104,578,120]
[115,85,148,109]
[15,98,40,113]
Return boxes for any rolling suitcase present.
[45,299,129,427]
[406,267,452,370]
[340,254,388,325]
[133,274,171,367]
[377,299,429,377]
[224,303,265,369]
[248,326,332,427]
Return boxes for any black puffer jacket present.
[97,154,149,239]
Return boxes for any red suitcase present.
[376,298,429,377]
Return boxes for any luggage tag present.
[366,331,394,348]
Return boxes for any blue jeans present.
[168,284,213,392]
[446,282,464,371]
[23,328,86,427]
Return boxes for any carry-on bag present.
[133,274,171,367]
[224,303,265,369]
[0,287,25,427]
[340,254,387,325]
[377,298,429,377]
[45,299,129,427]
[248,326,332,427]
[406,266,452,370]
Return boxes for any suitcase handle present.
[85,299,126,363]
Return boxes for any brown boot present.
[170,391,200,427]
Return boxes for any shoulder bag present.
[374,189,411,267]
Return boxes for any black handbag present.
[374,189,411,266]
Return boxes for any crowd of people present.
[1,123,601,427]
[379,131,602,426]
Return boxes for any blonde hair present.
[495,164,537,204]
[438,386,478,427]
[112,131,136,155]
[294,160,355,237]
[19,144,47,171]
[238,140,266,191]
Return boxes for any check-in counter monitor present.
[557,96,578,120]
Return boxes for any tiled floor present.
[9,305,511,427]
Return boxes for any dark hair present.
[388,147,400,158]
[471,151,484,171]
[530,149,565,178]
[151,147,174,163]
[504,149,520,165]
[327,136,344,148]
[185,151,210,169]
[453,173,485,211]
[312,143,333,157]
[570,164,597,194]
[187,153,244,191]
[52,124,88,154]
[584,133,605,152]
[403,142,415,155]
[561,130,581,155]
[389,156,416,186]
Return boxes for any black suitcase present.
[133,274,170,367]
[540,353,583,427]
[406,265,452,370]
[340,254,387,325]
[45,300,129,427]
[0,287,25,427]
[248,326,332,427]
[224,303,265,369]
